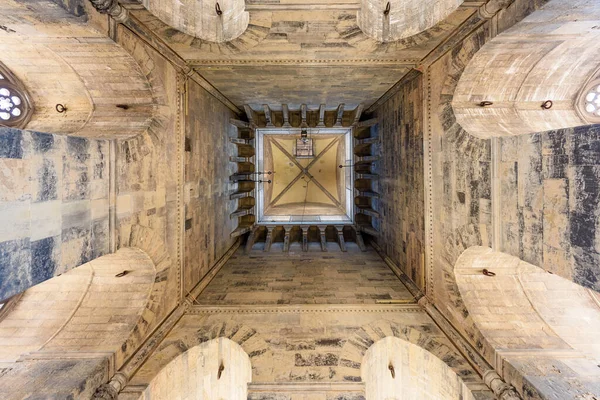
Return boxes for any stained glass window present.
[0,62,32,128]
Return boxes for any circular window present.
[0,63,33,128]
[584,84,600,118]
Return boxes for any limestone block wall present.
[183,79,237,295]
[113,25,181,326]
[0,128,109,301]
[374,71,425,290]
[130,309,488,398]
[499,125,600,291]
[453,0,600,138]
[195,249,414,305]
[0,248,154,362]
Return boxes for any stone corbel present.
[483,370,522,400]
[417,296,522,400]
[478,0,515,19]
[88,0,129,23]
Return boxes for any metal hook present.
[482,269,496,277]
[388,362,395,378]
[115,270,130,278]
[478,101,493,107]
[541,100,553,109]
[383,2,391,15]
[55,104,67,113]
[215,2,223,16]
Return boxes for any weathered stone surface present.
[375,71,425,290]
[0,129,108,301]
[196,247,413,305]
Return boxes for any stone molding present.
[188,59,420,66]
[248,382,365,392]
[187,304,423,314]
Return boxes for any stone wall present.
[0,128,109,301]
[424,0,600,398]
[500,125,600,291]
[357,0,463,42]
[131,309,486,397]
[128,247,491,398]
[363,336,475,400]
[183,79,238,294]
[140,338,252,400]
[374,71,425,290]
[196,248,413,305]
[113,25,181,323]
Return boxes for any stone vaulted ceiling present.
[127,0,482,109]
[264,135,346,219]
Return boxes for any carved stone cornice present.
[187,304,422,314]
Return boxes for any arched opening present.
[455,246,600,398]
[362,336,474,400]
[0,248,156,363]
[141,337,252,400]
[0,247,163,398]
[0,0,155,138]
[144,0,249,43]
[357,0,463,43]
[453,0,600,138]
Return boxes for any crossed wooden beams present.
[267,136,344,214]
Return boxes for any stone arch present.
[338,319,475,383]
[0,243,174,398]
[146,321,274,383]
[453,0,600,138]
[362,336,474,399]
[454,246,600,398]
[145,0,249,43]
[141,337,252,399]
[357,0,463,43]
[147,11,272,56]
[116,224,174,362]
[0,0,155,138]
[0,248,156,365]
